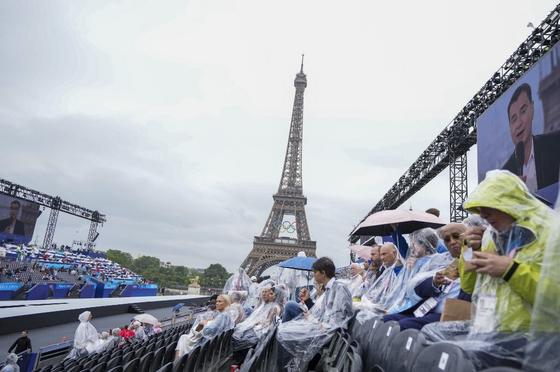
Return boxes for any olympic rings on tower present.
[272,220,299,233]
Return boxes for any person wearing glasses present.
[382,223,471,330]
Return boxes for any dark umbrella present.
[351,209,446,237]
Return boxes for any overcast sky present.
[1,1,556,273]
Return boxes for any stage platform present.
[0,294,209,335]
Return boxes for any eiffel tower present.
[241,57,317,277]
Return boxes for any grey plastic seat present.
[411,342,476,372]
[383,328,427,372]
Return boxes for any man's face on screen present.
[9,202,20,219]
[508,91,534,147]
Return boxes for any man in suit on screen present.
[501,83,560,192]
[0,200,25,235]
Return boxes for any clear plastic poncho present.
[274,279,354,371]
[276,267,314,301]
[421,320,528,370]
[338,263,365,299]
[72,311,102,356]
[201,309,234,340]
[176,308,234,358]
[356,256,403,314]
[358,229,451,318]
[247,281,260,308]
[223,267,252,295]
[387,252,454,314]
[2,353,19,372]
[231,286,286,351]
[524,187,560,372]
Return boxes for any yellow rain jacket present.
[459,170,553,332]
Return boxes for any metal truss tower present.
[241,57,317,277]
[0,179,106,248]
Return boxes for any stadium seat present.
[155,338,165,350]
[348,311,362,340]
[106,367,123,372]
[321,330,351,371]
[150,346,167,372]
[382,328,426,372]
[83,358,98,369]
[193,339,212,372]
[162,341,178,366]
[97,353,111,364]
[90,362,107,372]
[145,342,155,353]
[171,352,189,372]
[411,342,476,372]
[106,355,122,370]
[137,351,154,372]
[320,329,347,364]
[479,368,522,371]
[155,362,173,372]
[110,348,122,358]
[121,350,136,365]
[368,320,401,369]
[66,364,83,372]
[122,357,139,372]
[360,316,383,347]
[363,318,390,370]
[205,335,221,368]
[344,341,363,372]
[183,345,201,372]
[135,345,146,358]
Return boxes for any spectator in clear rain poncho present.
[383,223,472,330]
[275,257,354,372]
[223,267,252,294]
[354,242,404,312]
[175,294,234,360]
[101,328,121,351]
[342,263,365,300]
[252,278,277,308]
[131,321,148,343]
[421,170,555,370]
[524,178,560,372]
[247,276,260,308]
[355,228,453,322]
[231,285,286,363]
[1,353,19,372]
[228,291,247,325]
[385,227,455,315]
[66,311,102,359]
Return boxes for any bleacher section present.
[2,307,526,372]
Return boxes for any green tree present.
[201,263,230,288]
[132,255,161,274]
[106,249,133,269]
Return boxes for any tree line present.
[105,249,231,289]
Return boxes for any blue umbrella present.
[278,256,317,271]
[172,303,184,312]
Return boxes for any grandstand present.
[0,243,156,301]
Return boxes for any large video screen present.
[477,43,560,205]
[0,195,41,245]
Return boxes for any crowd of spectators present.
[0,244,149,287]
[66,310,163,360]
[198,169,559,371]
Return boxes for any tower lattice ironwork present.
[241,57,317,277]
